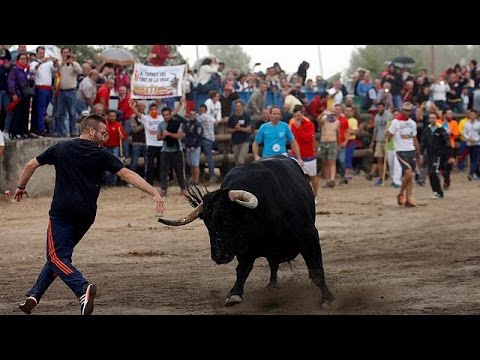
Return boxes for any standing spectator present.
[114,67,130,93]
[157,107,186,196]
[129,101,147,176]
[317,109,339,188]
[334,104,350,183]
[29,46,58,137]
[0,46,11,136]
[420,112,454,199]
[386,114,402,188]
[196,58,221,94]
[289,105,318,203]
[296,61,309,85]
[382,64,403,110]
[197,104,217,184]
[129,101,164,185]
[245,81,268,123]
[227,100,252,166]
[9,45,27,66]
[148,45,176,66]
[219,85,239,120]
[344,105,358,182]
[184,110,203,185]
[204,90,222,124]
[76,70,99,115]
[252,106,302,162]
[7,52,34,139]
[387,102,423,207]
[95,78,115,113]
[368,102,393,185]
[55,47,82,137]
[103,110,126,186]
[430,76,450,112]
[117,85,134,156]
[463,109,480,180]
[306,92,328,123]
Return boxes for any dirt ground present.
[1,171,480,315]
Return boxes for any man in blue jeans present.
[14,114,164,315]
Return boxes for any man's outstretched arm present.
[14,158,41,202]
[117,168,165,215]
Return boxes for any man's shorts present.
[320,142,337,161]
[396,150,417,173]
[301,158,317,177]
[374,141,386,158]
[186,147,201,167]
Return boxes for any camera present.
[327,113,336,122]
[440,81,445,85]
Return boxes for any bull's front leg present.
[225,258,255,306]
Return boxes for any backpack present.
[361,87,376,111]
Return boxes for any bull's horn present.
[157,203,203,226]
[228,190,258,209]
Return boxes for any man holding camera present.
[54,47,82,137]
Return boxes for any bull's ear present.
[228,190,258,209]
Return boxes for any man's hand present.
[153,192,165,215]
[14,188,29,202]
[417,154,424,168]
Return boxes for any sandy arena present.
[1,172,479,315]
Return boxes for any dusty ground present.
[1,171,480,315]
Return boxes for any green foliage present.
[56,45,101,65]
[348,45,480,79]
[207,45,251,74]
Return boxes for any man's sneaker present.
[79,284,97,315]
[19,296,38,314]
[374,178,383,186]
[431,192,444,199]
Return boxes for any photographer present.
[55,47,82,137]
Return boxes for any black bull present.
[158,156,334,306]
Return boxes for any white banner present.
[44,45,61,61]
[131,64,185,99]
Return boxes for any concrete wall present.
[0,138,66,197]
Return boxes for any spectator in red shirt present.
[335,103,350,183]
[103,110,126,186]
[289,105,319,204]
[147,45,175,66]
[95,78,115,111]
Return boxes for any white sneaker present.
[79,284,97,315]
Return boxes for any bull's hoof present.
[266,282,278,289]
[321,291,335,307]
[224,294,243,306]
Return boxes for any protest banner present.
[131,64,185,99]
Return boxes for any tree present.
[347,45,425,79]
[347,45,480,79]
[207,45,251,74]
[56,45,101,65]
